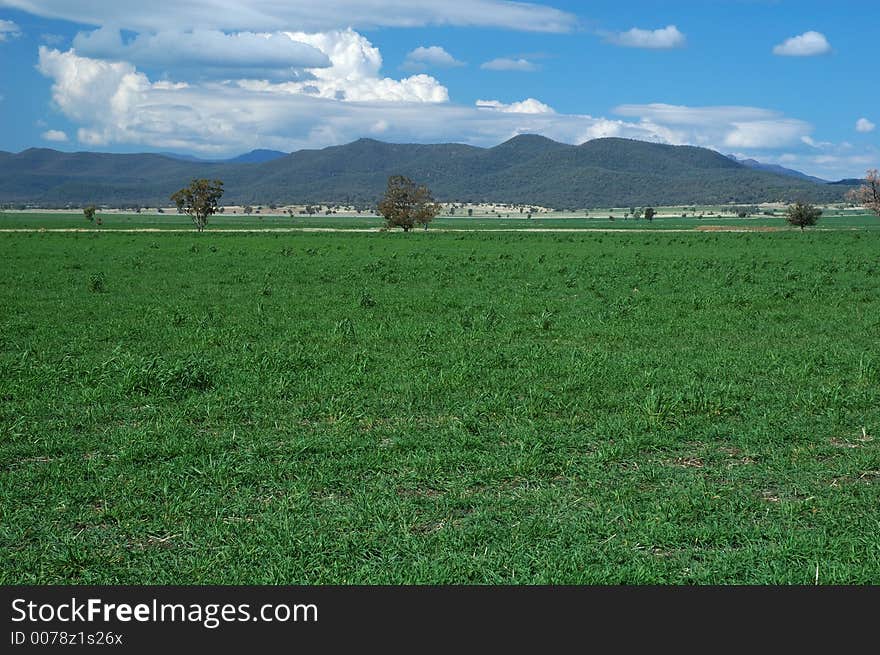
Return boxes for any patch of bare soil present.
[695,225,783,232]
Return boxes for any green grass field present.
[2,228,879,584]
[2,210,879,231]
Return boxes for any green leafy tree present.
[83,205,96,222]
[785,202,822,231]
[644,207,656,221]
[170,179,224,232]
[377,175,440,232]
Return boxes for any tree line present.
[78,169,880,232]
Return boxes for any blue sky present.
[0,0,876,179]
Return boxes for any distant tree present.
[244,205,254,215]
[170,179,224,232]
[467,208,473,217]
[785,202,822,231]
[644,207,656,222]
[848,169,880,217]
[377,175,440,232]
[83,205,96,222]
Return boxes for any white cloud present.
[481,57,538,72]
[856,117,876,133]
[604,25,686,49]
[72,27,331,78]
[34,46,664,154]
[240,29,449,102]
[772,31,831,57]
[801,135,833,149]
[0,0,577,33]
[0,18,21,41]
[615,103,814,149]
[724,121,813,149]
[41,129,68,142]
[402,46,464,71]
[476,98,554,114]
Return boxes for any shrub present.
[88,272,105,293]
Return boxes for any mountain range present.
[0,136,858,208]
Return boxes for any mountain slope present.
[0,137,849,207]
[727,155,828,184]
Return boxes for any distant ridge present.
[726,155,828,184]
[225,149,287,164]
[0,136,851,207]
[159,149,288,164]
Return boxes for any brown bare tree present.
[848,169,880,217]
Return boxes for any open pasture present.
[1,229,879,583]
[2,210,880,232]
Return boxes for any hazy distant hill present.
[0,137,853,208]
[225,149,288,164]
[726,155,828,184]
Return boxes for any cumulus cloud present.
[239,29,449,102]
[41,129,68,142]
[773,31,831,57]
[0,0,577,33]
[401,46,464,71]
[476,98,554,114]
[856,117,876,133]
[615,103,814,149]
[0,18,21,41]
[72,27,331,78]
[34,46,666,154]
[604,25,686,49]
[481,57,538,72]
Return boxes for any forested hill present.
[0,136,855,208]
